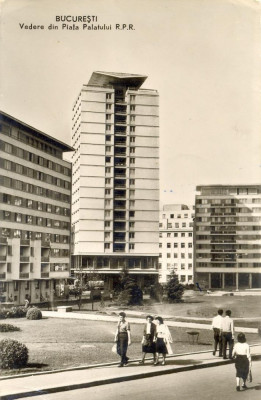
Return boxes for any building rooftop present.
[87,71,147,88]
[0,111,74,152]
[196,184,261,190]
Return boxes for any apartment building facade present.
[159,204,194,284]
[194,185,261,290]
[71,71,159,289]
[0,112,73,305]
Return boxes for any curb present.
[0,359,235,400]
[1,349,260,400]
[1,343,260,381]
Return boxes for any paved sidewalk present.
[1,345,260,400]
[41,310,258,333]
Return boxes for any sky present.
[1,0,261,206]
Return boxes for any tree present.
[150,283,164,302]
[117,269,143,306]
[166,272,184,303]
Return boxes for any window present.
[159,243,162,248]
[47,204,52,212]
[105,221,110,227]
[130,105,135,111]
[130,95,136,102]
[130,147,135,153]
[188,243,192,248]
[174,243,178,248]
[4,211,11,220]
[130,179,135,185]
[129,222,135,228]
[167,253,171,258]
[15,213,22,222]
[26,215,33,224]
[130,190,135,197]
[167,223,172,228]
[37,202,43,211]
[130,137,135,143]
[105,146,111,152]
[188,264,192,269]
[182,223,186,227]
[181,264,185,270]
[167,233,171,237]
[106,93,112,100]
[106,104,111,110]
[105,156,111,163]
[167,243,171,248]
[106,135,111,142]
[181,253,185,259]
[189,232,193,237]
[105,210,110,217]
[106,114,111,121]
[129,211,135,217]
[130,115,135,122]
[104,243,110,249]
[130,126,135,133]
[130,158,135,164]
[181,243,185,248]
[14,197,22,206]
[130,168,135,175]
[130,200,135,207]
[106,125,111,131]
[174,233,178,237]
[129,244,135,249]
[105,178,111,184]
[105,189,111,195]
[105,167,111,173]
[188,253,193,259]
[170,214,174,219]
[129,232,135,239]
[105,232,110,239]
[105,199,110,206]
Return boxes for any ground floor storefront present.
[196,271,261,290]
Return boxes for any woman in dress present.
[139,315,156,364]
[232,333,252,391]
[114,312,131,367]
[154,316,173,365]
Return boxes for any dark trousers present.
[213,328,222,356]
[118,332,128,364]
[222,332,233,359]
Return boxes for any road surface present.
[22,360,261,400]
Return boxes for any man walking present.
[211,309,223,356]
[221,309,234,359]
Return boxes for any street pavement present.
[20,359,261,400]
[1,345,260,400]
[41,310,258,333]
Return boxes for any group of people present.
[211,309,252,391]
[114,312,172,368]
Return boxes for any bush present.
[0,339,28,369]
[0,310,8,320]
[0,323,20,332]
[166,272,184,303]
[7,307,27,319]
[26,307,42,320]
[117,270,143,306]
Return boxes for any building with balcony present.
[71,71,159,289]
[0,111,73,305]
[194,185,261,290]
[159,204,194,284]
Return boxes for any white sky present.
[1,0,261,206]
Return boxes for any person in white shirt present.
[153,316,173,366]
[211,309,223,356]
[221,309,234,359]
[232,333,251,391]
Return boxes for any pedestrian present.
[232,333,252,391]
[211,309,223,356]
[221,309,234,359]
[154,316,173,365]
[114,312,131,367]
[139,315,156,364]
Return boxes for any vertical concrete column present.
[236,272,239,291]
[249,273,252,289]
[208,273,211,289]
[222,273,225,289]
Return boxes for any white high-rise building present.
[71,72,159,290]
[159,204,194,284]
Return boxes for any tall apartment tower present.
[71,71,159,290]
[0,112,73,305]
[194,185,261,290]
[159,204,194,284]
